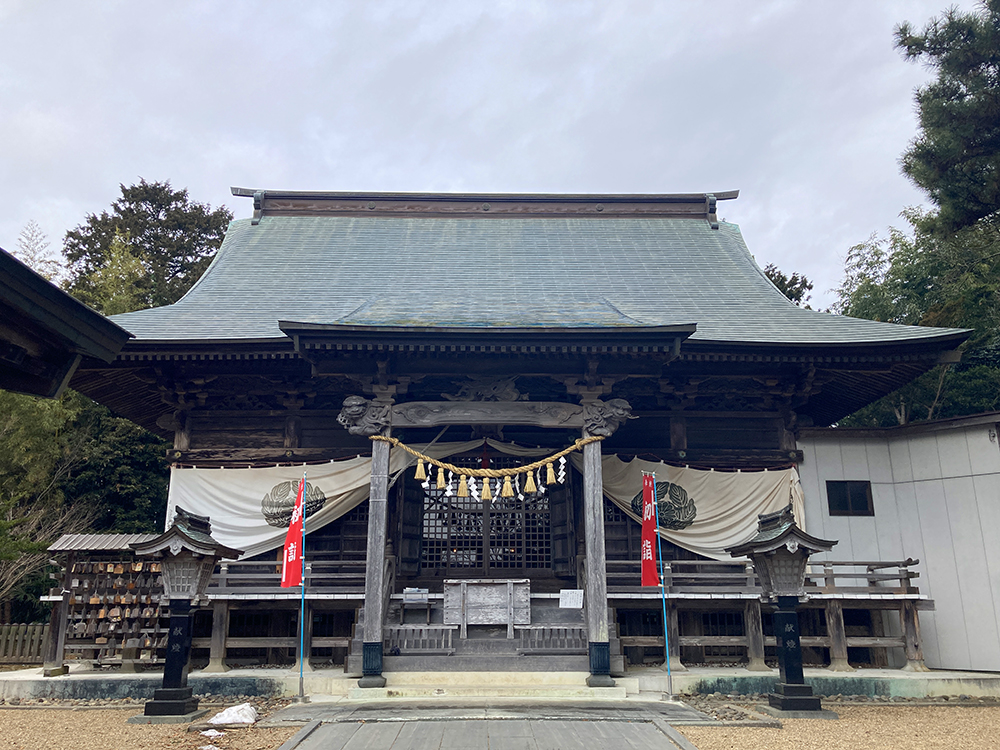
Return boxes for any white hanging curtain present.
[167,440,803,561]
[574,454,805,561]
[166,439,483,558]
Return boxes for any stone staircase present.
[346,670,636,700]
[346,600,625,676]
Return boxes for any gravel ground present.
[679,705,1000,750]
[679,692,1000,723]
[0,701,297,750]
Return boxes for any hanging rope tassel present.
[546,461,557,485]
[436,466,446,490]
[481,477,493,500]
[501,475,514,498]
[457,474,469,497]
[414,458,426,481]
[524,470,537,494]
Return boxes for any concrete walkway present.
[268,697,711,724]
[269,700,707,750]
[284,718,694,750]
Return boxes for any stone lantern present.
[727,504,836,714]
[130,508,242,721]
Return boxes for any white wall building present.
[798,413,1000,672]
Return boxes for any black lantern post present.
[130,508,242,721]
[727,505,836,714]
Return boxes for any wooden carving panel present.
[392,401,583,428]
[443,579,530,638]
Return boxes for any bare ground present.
[0,708,297,750]
[679,704,1000,750]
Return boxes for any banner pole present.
[652,473,673,699]
[298,471,307,702]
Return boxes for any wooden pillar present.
[359,433,391,688]
[669,416,687,451]
[901,601,929,672]
[202,600,229,673]
[826,600,854,671]
[42,598,68,677]
[666,602,686,673]
[284,414,301,450]
[294,602,314,674]
[744,600,769,672]
[582,437,614,687]
[42,553,71,677]
[173,411,190,452]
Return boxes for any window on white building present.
[826,480,874,516]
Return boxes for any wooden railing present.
[605,558,921,596]
[809,559,920,595]
[0,623,48,664]
[207,557,368,595]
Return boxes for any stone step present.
[383,670,593,687]
[382,654,591,672]
[348,684,629,700]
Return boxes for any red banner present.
[281,477,305,588]
[641,474,659,586]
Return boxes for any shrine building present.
[53,189,971,686]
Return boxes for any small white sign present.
[559,589,584,609]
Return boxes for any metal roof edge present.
[278,321,699,335]
[683,328,971,351]
[800,410,1000,440]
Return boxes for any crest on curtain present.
[262,481,327,528]
[630,481,697,530]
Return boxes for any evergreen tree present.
[834,3,1000,426]
[0,181,228,618]
[84,231,146,316]
[896,1,1000,233]
[64,179,232,310]
[763,263,813,308]
[13,221,61,282]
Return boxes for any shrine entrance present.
[419,456,554,577]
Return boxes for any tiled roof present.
[110,211,966,347]
[48,533,158,552]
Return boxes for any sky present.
[0,0,972,310]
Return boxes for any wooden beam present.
[392,401,584,429]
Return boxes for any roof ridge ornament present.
[252,191,264,225]
[706,194,719,229]
[231,187,739,220]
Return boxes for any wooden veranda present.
[44,534,930,675]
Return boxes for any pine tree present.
[896,1,1000,233]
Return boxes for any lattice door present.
[421,455,551,575]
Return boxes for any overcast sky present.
[0,1,971,309]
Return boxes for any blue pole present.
[652,473,674,698]
[299,471,307,700]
